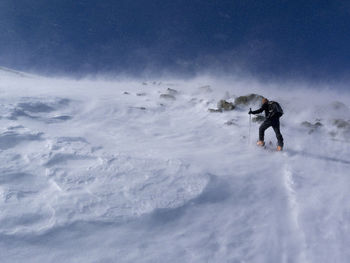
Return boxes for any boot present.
[277,146,283,151]
[257,140,265,147]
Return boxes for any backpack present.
[268,101,284,118]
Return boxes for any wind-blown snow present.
[0,71,349,263]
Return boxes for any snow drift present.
[0,70,349,263]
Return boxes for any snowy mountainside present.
[0,72,350,262]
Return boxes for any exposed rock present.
[209,99,236,113]
[314,121,323,127]
[301,121,323,134]
[217,100,235,111]
[234,94,264,106]
[225,120,238,126]
[333,119,350,129]
[128,106,147,111]
[301,121,311,128]
[160,94,176,100]
[137,92,147,96]
[301,121,323,128]
[123,92,130,95]
[167,88,178,95]
[252,115,265,123]
[329,119,350,138]
[208,108,222,113]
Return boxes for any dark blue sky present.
[1,0,350,79]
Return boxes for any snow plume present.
[0,70,350,262]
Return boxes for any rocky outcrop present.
[160,94,176,100]
[329,119,350,137]
[160,88,179,100]
[218,100,235,111]
[225,119,238,126]
[208,108,223,113]
[333,119,350,129]
[209,100,235,112]
[234,94,264,106]
[166,88,178,95]
[208,93,263,113]
[301,121,323,134]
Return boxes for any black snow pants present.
[259,118,284,147]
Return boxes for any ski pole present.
[248,108,252,144]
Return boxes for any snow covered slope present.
[0,71,349,263]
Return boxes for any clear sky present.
[1,0,350,80]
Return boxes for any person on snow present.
[249,98,284,151]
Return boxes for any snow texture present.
[0,70,350,263]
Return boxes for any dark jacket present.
[251,102,280,120]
